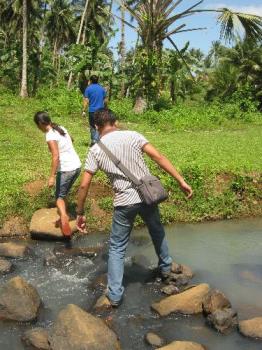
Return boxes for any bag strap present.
[97,141,141,186]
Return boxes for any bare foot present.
[60,215,72,238]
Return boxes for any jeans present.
[89,112,100,144]
[107,203,172,303]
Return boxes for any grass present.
[0,87,261,230]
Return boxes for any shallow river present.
[0,218,262,350]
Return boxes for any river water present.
[0,218,261,349]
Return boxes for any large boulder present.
[239,317,262,339]
[0,242,31,258]
[207,308,238,334]
[30,208,77,240]
[22,328,50,350]
[0,258,13,274]
[0,276,41,321]
[202,289,231,315]
[157,341,206,350]
[48,304,120,350]
[152,284,210,316]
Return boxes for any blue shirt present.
[84,83,106,112]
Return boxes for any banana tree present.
[115,0,262,108]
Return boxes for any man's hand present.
[82,111,86,117]
[76,215,87,233]
[179,180,193,199]
[48,176,55,188]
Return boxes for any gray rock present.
[48,304,120,350]
[0,242,31,258]
[202,289,231,315]
[239,317,262,339]
[22,328,50,349]
[0,276,41,321]
[152,284,210,316]
[207,308,238,334]
[145,332,165,347]
[0,258,13,274]
[157,340,206,350]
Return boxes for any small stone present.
[145,332,165,347]
[93,295,112,310]
[165,273,191,286]
[22,328,50,349]
[161,285,180,295]
[202,289,231,315]
[0,258,13,274]
[171,262,193,279]
[0,242,30,258]
[157,340,206,350]
[91,273,107,291]
[207,308,238,334]
[239,317,262,339]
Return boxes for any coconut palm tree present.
[115,0,262,106]
[46,0,75,70]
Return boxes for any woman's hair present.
[94,109,117,128]
[34,111,66,136]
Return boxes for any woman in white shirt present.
[34,111,81,238]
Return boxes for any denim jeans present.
[89,112,100,144]
[107,203,172,303]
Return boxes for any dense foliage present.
[0,0,261,107]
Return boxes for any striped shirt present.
[85,130,151,207]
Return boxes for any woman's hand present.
[48,176,55,188]
[76,215,87,233]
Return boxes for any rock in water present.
[30,208,77,240]
[22,328,50,350]
[207,308,238,334]
[145,332,165,347]
[0,276,41,321]
[239,317,262,339]
[0,258,13,274]
[93,295,112,311]
[202,289,231,315]
[0,242,30,258]
[157,340,206,350]
[49,304,120,350]
[151,284,210,316]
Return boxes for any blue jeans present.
[107,203,172,303]
[89,112,100,144]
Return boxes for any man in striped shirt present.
[76,109,193,307]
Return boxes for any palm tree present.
[46,0,75,70]
[120,1,126,97]
[20,0,28,97]
[115,0,262,106]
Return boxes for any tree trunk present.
[126,34,139,98]
[20,0,28,98]
[120,2,126,97]
[67,0,89,89]
[170,80,175,103]
[52,37,58,68]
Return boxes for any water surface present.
[0,218,261,349]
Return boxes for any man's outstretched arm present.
[143,143,193,198]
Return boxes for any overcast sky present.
[109,0,262,55]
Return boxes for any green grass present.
[0,87,261,229]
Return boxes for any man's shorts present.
[55,168,81,199]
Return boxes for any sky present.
[109,0,262,55]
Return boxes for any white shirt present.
[85,130,150,207]
[46,127,81,172]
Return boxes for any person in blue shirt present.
[82,75,107,146]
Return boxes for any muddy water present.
[0,218,262,349]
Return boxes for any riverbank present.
[0,88,261,236]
